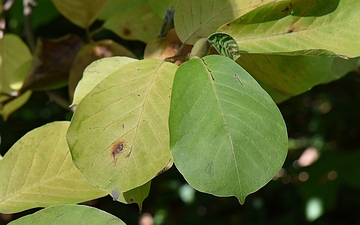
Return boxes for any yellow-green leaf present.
[219,0,360,58]
[52,0,108,28]
[67,59,177,196]
[103,2,163,42]
[0,34,32,94]
[0,122,107,214]
[174,0,272,45]
[8,204,125,225]
[0,90,32,121]
[71,56,137,106]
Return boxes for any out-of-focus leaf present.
[220,0,360,58]
[113,181,151,211]
[98,0,144,21]
[20,34,84,93]
[174,0,272,45]
[103,2,162,43]
[236,54,359,103]
[148,0,177,18]
[68,40,136,102]
[0,90,32,121]
[8,204,125,225]
[0,122,107,214]
[52,0,108,29]
[67,60,177,197]
[71,56,137,106]
[0,34,32,94]
[169,55,287,203]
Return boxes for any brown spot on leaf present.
[123,27,131,36]
[112,141,125,163]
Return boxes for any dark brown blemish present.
[112,141,125,162]
[122,124,125,129]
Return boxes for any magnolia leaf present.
[236,54,359,103]
[67,59,178,196]
[219,0,360,58]
[169,55,287,203]
[71,57,138,106]
[69,41,136,102]
[0,34,32,94]
[103,2,163,43]
[0,122,106,214]
[174,0,272,45]
[52,0,108,28]
[8,204,125,225]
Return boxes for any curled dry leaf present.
[20,34,84,93]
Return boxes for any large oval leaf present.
[169,55,287,203]
[219,0,360,58]
[67,59,178,196]
[8,204,125,225]
[0,122,106,214]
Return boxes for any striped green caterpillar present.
[208,33,240,61]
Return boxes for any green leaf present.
[67,59,178,196]
[113,181,151,211]
[51,0,108,28]
[174,0,272,45]
[103,2,163,42]
[148,0,177,18]
[169,55,287,203]
[219,0,360,58]
[0,34,32,94]
[98,0,144,21]
[8,204,125,225]
[236,54,359,103]
[0,122,106,214]
[71,56,137,106]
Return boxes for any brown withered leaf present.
[144,28,191,61]
[68,39,136,101]
[20,34,84,93]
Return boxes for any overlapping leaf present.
[52,0,108,28]
[169,55,287,203]
[0,34,32,94]
[236,54,359,102]
[0,122,106,214]
[67,59,178,197]
[174,0,273,45]
[8,204,125,225]
[71,57,137,106]
[219,0,360,58]
[103,2,163,42]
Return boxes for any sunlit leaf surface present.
[0,122,106,214]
